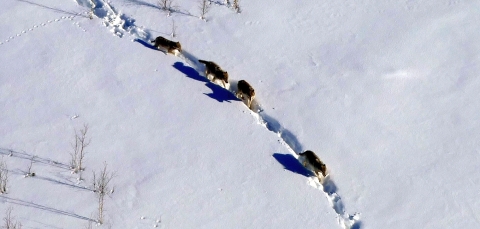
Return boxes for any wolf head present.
[249,85,255,97]
[221,71,228,82]
[175,42,182,52]
[320,164,327,176]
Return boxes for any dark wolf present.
[150,36,182,54]
[198,60,229,88]
[236,80,255,109]
[299,150,328,183]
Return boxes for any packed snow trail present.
[71,1,362,228]
[75,0,150,40]
[178,51,362,229]
[256,110,361,229]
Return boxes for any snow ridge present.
[72,1,362,228]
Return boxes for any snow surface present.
[1,0,480,228]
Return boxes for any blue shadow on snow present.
[351,221,362,229]
[272,153,313,177]
[173,62,208,83]
[134,38,158,51]
[123,0,160,10]
[259,113,303,154]
[173,62,240,103]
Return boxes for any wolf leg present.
[314,172,323,183]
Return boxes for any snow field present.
[1,0,480,228]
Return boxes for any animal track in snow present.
[138,215,162,228]
[70,0,361,228]
[2,0,361,227]
[75,0,149,40]
[0,13,88,48]
[175,51,362,229]
[255,104,362,229]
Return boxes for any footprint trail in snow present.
[178,51,362,229]
[0,14,88,47]
[71,1,362,228]
[76,0,150,40]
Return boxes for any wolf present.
[236,80,255,109]
[299,150,328,183]
[150,36,182,54]
[198,60,229,88]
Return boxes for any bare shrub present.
[0,158,8,194]
[199,0,211,20]
[171,20,177,38]
[233,0,240,13]
[88,10,94,20]
[92,162,115,224]
[88,0,96,8]
[158,0,177,17]
[3,207,22,229]
[88,0,96,19]
[24,156,35,178]
[84,220,93,229]
[70,124,90,179]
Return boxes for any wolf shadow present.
[272,153,313,177]
[134,38,159,51]
[173,62,239,103]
